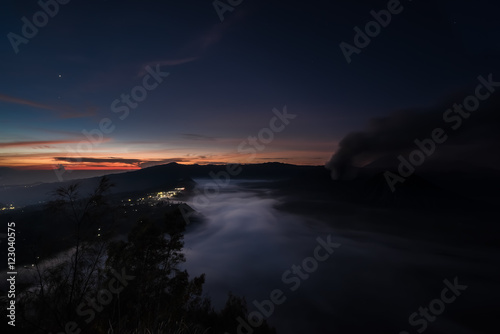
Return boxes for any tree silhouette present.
[15,177,277,334]
[17,177,114,333]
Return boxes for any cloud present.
[0,93,97,119]
[325,92,500,179]
[54,157,142,165]
[54,157,193,169]
[139,11,247,76]
[180,133,218,141]
[138,26,223,75]
[154,57,199,67]
[0,139,84,148]
[138,57,199,76]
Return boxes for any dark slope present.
[0,163,322,207]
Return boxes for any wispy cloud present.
[139,12,246,75]
[180,133,218,141]
[138,57,199,76]
[54,157,142,165]
[0,139,84,149]
[0,93,97,119]
[54,157,193,169]
[154,57,199,67]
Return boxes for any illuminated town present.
[1,203,15,211]
[120,187,186,207]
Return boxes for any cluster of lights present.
[156,188,184,199]
[120,187,185,208]
[1,204,15,211]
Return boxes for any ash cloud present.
[326,92,500,179]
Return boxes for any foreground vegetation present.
[3,177,275,334]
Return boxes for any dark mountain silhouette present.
[1,161,498,211]
[0,163,319,207]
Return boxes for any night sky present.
[1,0,499,174]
